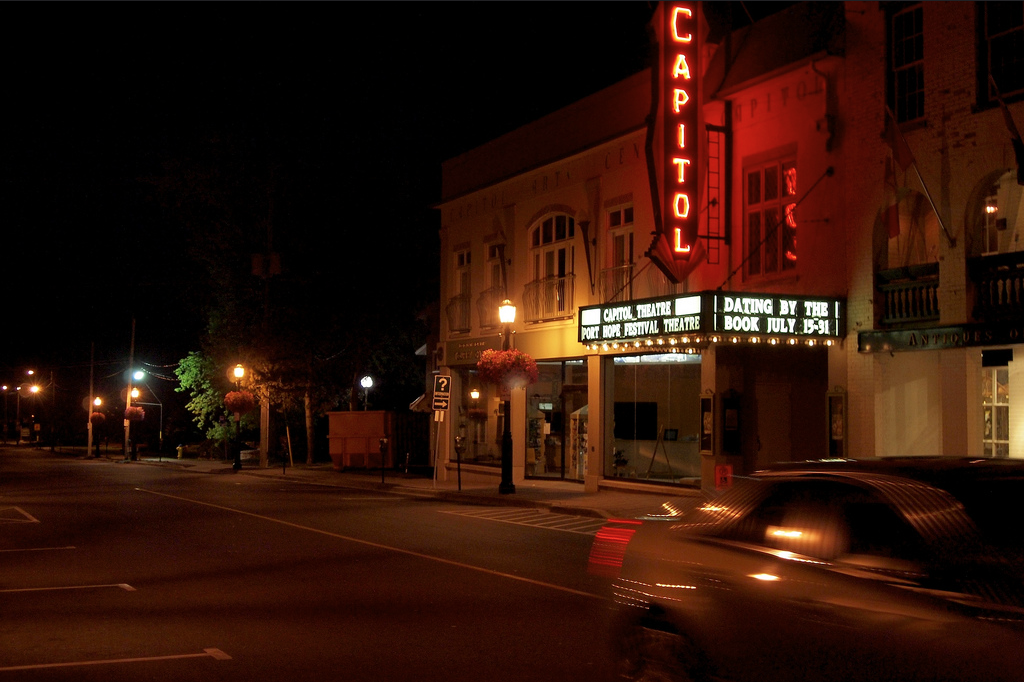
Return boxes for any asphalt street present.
[0,448,622,681]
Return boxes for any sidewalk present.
[128,454,704,520]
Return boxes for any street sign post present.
[432,375,451,413]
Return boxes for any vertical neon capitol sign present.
[664,4,699,260]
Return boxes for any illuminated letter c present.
[671,6,693,42]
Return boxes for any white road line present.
[137,487,605,601]
[0,583,135,593]
[0,506,39,523]
[440,508,606,535]
[0,546,75,553]
[0,648,231,672]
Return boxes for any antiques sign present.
[859,323,1024,353]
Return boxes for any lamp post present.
[232,364,245,471]
[91,397,102,457]
[129,378,164,460]
[2,385,8,444]
[498,298,517,494]
[124,368,139,461]
[15,386,22,445]
[17,383,40,446]
[361,375,373,411]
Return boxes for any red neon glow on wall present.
[663,3,699,260]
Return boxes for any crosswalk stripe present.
[440,508,606,535]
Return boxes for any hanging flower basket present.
[224,390,256,414]
[124,406,145,422]
[90,412,105,426]
[476,349,539,389]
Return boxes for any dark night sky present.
[2,3,790,389]
[3,3,657,379]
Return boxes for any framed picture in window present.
[827,388,847,458]
[699,393,714,454]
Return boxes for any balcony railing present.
[599,264,634,303]
[522,274,575,323]
[476,287,505,328]
[445,293,472,333]
[969,251,1024,322]
[877,263,939,326]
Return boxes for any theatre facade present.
[434,2,1024,493]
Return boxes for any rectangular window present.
[455,249,471,296]
[745,159,797,279]
[487,241,503,288]
[982,366,1010,458]
[607,205,635,302]
[890,3,925,123]
[982,1,1024,101]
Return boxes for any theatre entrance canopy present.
[578,291,845,352]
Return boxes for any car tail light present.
[588,519,643,577]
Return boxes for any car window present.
[718,480,850,561]
[718,479,927,565]
[839,494,926,566]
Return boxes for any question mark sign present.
[439,377,448,391]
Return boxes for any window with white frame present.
[527,214,576,321]
[487,244,504,292]
[455,248,471,297]
[530,214,575,282]
[745,158,797,279]
[889,3,925,123]
[608,205,634,301]
[983,365,1010,458]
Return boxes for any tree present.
[154,126,434,466]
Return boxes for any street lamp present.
[89,397,102,457]
[15,383,40,446]
[231,364,245,471]
[360,375,373,411]
[2,385,8,444]
[498,298,516,494]
[124,368,138,461]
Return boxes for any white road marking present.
[0,648,231,672]
[439,508,607,535]
[137,487,605,601]
[0,506,39,523]
[0,583,135,593]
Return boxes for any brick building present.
[434,1,1024,494]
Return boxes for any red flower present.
[124,406,145,422]
[476,349,539,389]
[224,390,256,414]
[89,412,105,426]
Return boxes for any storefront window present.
[607,354,701,486]
[527,360,587,481]
[456,368,500,467]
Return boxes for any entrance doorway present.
[527,361,587,481]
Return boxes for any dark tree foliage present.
[153,122,431,463]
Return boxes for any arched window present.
[967,169,1024,258]
[524,214,576,322]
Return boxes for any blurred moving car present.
[589,458,1024,682]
